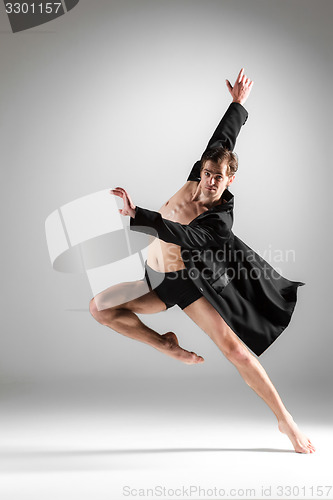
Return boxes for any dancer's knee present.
[89,297,117,325]
[89,297,99,318]
[211,322,252,365]
[223,340,252,365]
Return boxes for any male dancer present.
[90,69,315,454]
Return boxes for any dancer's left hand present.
[110,187,136,218]
[226,68,254,105]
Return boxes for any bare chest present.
[158,188,206,224]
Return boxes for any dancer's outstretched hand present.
[110,187,136,218]
[226,68,254,105]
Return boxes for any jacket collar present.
[210,188,234,212]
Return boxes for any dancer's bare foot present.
[278,414,316,454]
[156,332,204,364]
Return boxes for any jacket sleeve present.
[187,102,248,182]
[130,206,232,250]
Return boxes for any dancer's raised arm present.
[187,68,253,182]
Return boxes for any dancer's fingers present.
[110,189,121,196]
[111,187,126,196]
[237,67,244,83]
[115,187,131,201]
[226,79,233,93]
[110,189,123,196]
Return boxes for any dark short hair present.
[200,146,238,177]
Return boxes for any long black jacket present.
[130,103,304,357]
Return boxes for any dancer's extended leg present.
[183,296,316,454]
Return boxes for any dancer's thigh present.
[92,279,167,314]
[183,296,249,356]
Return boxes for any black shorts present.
[144,263,202,310]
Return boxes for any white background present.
[0,1,332,498]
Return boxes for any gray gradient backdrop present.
[1,1,332,408]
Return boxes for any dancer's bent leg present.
[89,279,204,365]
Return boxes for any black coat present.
[130,103,304,357]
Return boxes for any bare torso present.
[147,181,209,272]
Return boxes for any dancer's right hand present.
[110,187,136,218]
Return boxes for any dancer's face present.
[200,160,235,200]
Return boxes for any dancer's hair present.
[200,146,238,177]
